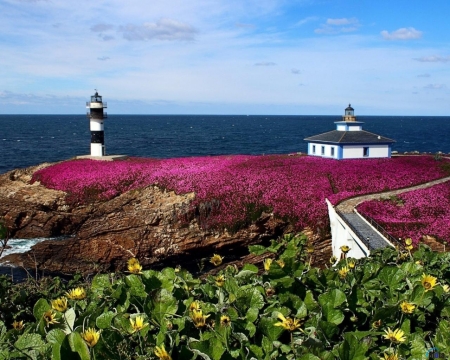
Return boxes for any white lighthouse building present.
[304,104,395,160]
[86,91,107,157]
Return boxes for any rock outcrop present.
[0,165,331,274]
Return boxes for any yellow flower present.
[443,284,450,293]
[421,274,437,291]
[306,245,314,254]
[43,310,59,327]
[12,320,24,330]
[189,300,201,312]
[81,327,100,348]
[65,287,86,300]
[340,245,351,254]
[406,245,413,251]
[383,327,406,343]
[276,259,285,268]
[263,258,272,271]
[215,274,225,287]
[347,259,356,269]
[372,319,382,329]
[220,315,231,327]
[404,238,413,246]
[210,254,223,266]
[274,313,301,332]
[399,301,416,314]
[381,351,399,360]
[155,344,172,360]
[130,315,148,333]
[51,297,68,312]
[190,309,210,328]
[338,266,350,279]
[127,258,143,274]
[329,255,338,264]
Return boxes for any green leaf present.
[246,307,259,323]
[261,336,273,355]
[259,318,284,341]
[318,289,346,325]
[249,344,264,359]
[298,355,321,360]
[236,287,264,313]
[125,274,147,298]
[96,311,116,329]
[337,333,368,360]
[434,319,450,353]
[242,263,259,273]
[14,333,46,351]
[245,322,257,337]
[59,308,76,335]
[248,245,269,255]
[68,332,90,360]
[409,333,428,360]
[150,289,178,326]
[378,267,406,289]
[46,329,66,360]
[33,298,51,322]
[91,274,111,293]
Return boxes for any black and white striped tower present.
[86,90,107,156]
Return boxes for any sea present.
[1,114,450,277]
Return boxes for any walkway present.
[335,175,450,251]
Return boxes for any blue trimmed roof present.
[304,130,395,144]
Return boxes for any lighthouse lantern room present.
[86,90,107,157]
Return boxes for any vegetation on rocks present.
[1,233,449,359]
[31,155,450,233]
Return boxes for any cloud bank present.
[381,27,422,40]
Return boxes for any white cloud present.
[417,74,430,78]
[381,27,422,40]
[413,55,450,63]
[97,56,110,61]
[118,18,197,41]
[291,68,301,74]
[254,62,276,66]
[294,16,318,27]
[424,84,446,90]
[315,18,360,35]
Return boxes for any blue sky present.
[0,0,449,115]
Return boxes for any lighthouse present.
[86,90,107,157]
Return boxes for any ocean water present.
[1,114,449,174]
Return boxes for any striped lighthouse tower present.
[86,90,107,157]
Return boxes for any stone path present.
[335,175,450,251]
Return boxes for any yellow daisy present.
[381,351,399,360]
[189,300,201,312]
[263,258,272,271]
[340,245,351,254]
[276,259,285,268]
[12,320,24,331]
[51,297,68,312]
[220,315,231,327]
[130,315,149,333]
[442,284,450,293]
[127,258,143,274]
[65,287,86,300]
[81,327,100,347]
[155,344,172,360]
[383,327,406,343]
[421,274,437,291]
[338,266,350,279]
[274,313,301,332]
[190,309,210,328]
[210,254,223,266]
[215,274,225,287]
[399,301,416,314]
[43,310,59,327]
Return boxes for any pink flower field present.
[357,181,450,245]
[31,155,450,232]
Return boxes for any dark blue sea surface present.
[1,114,450,174]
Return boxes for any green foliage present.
[0,234,449,359]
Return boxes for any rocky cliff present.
[0,164,331,274]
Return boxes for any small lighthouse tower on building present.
[86,91,107,157]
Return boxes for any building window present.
[321,146,325,155]
[312,145,316,154]
[331,147,335,157]
[363,147,369,157]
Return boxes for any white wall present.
[326,199,370,260]
[342,145,389,159]
[308,143,337,159]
